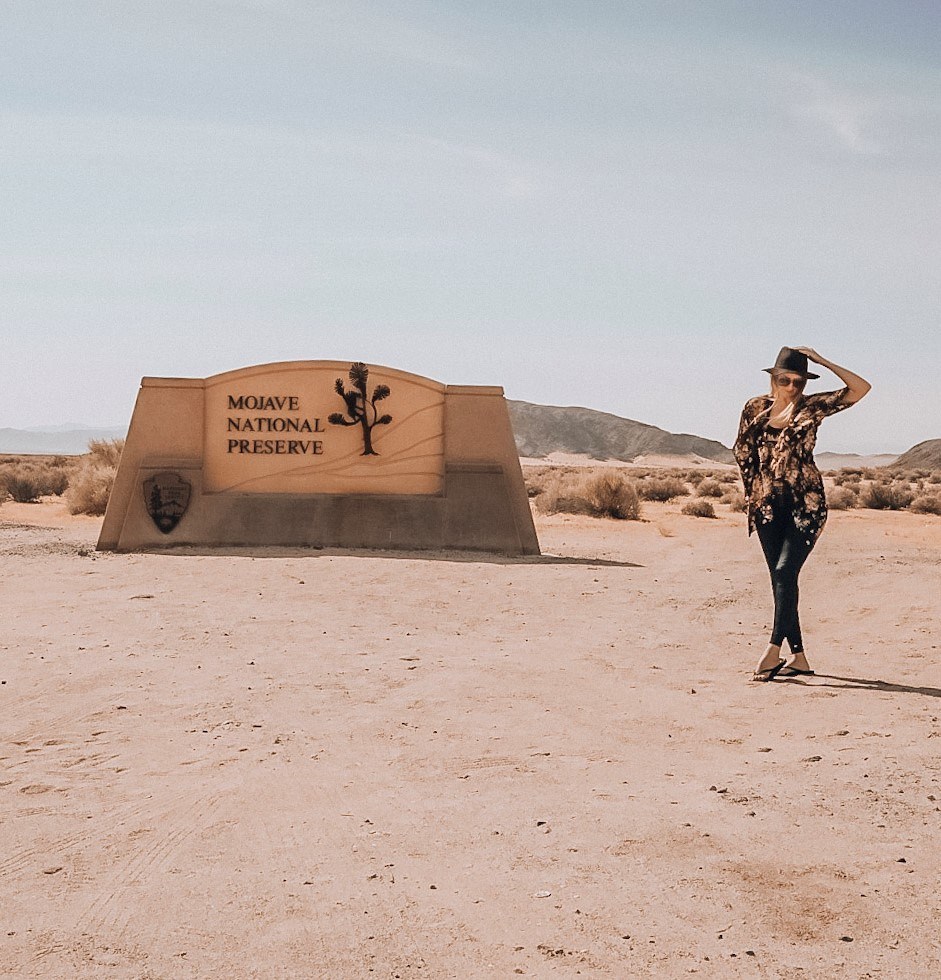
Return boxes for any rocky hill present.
[890,439,941,470]
[507,400,734,463]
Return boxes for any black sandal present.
[751,660,786,683]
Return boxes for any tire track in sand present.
[72,792,225,942]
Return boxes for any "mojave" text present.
[228,394,300,412]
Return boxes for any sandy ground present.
[2,497,941,979]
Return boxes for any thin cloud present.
[789,76,887,155]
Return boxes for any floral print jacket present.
[734,388,852,545]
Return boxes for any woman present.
[734,346,871,682]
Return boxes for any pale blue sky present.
[2,1,938,453]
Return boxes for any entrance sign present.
[98,361,539,555]
[202,361,444,496]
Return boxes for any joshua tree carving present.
[328,362,392,456]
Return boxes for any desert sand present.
[2,495,941,979]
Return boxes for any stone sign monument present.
[98,361,539,555]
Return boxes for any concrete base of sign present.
[107,460,531,553]
[99,362,539,556]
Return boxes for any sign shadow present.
[138,545,642,568]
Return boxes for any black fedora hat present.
[762,346,819,380]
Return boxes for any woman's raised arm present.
[793,347,871,404]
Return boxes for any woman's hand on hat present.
[793,346,821,363]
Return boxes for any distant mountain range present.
[0,427,125,455]
[507,400,734,463]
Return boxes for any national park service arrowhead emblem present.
[143,472,191,534]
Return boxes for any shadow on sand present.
[137,546,643,568]
[786,674,941,699]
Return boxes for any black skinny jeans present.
[755,492,815,653]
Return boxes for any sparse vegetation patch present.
[584,472,642,520]
[827,486,858,511]
[529,467,642,520]
[910,495,941,516]
[859,481,914,511]
[681,499,717,518]
[696,479,724,498]
[638,477,689,502]
[65,439,124,516]
[523,463,941,520]
[0,459,71,502]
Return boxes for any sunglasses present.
[774,375,806,389]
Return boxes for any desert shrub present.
[6,465,37,497]
[696,479,724,498]
[859,482,914,511]
[534,469,589,516]
[41,466,69,496]
[718,471,739,484]
[681,499,716,518]
[538,485,594,516]
[531,468,568,512]
[910,495,941,516]
[584,472,642,520]
[88,438,124,468]
[65,438,124,516]
[721,490,746,512]
[890,480,918,498]
[928,473,941,485]
[0,461,70,502]
[65,463,115,516]
[524,464,557,498]
[827,486,858,511]
[638,476,688,502]
[832,471,862,487]
[1,471,44,502]
[685,471,705,486]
